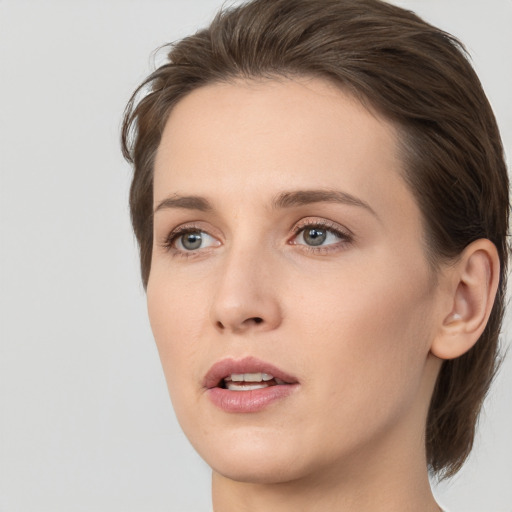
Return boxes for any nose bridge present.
[210,235,282,334]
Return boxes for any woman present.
[121,0,509,510]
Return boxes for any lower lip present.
[207,384,298,413]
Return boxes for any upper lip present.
[203,356,299,389]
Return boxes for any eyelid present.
[291,218,354,238]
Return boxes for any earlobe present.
[431,239,500,360]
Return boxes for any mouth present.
[204,356,298,390]
[221,372,288,391]
[204,357,299,413]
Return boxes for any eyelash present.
[160,220,354,258]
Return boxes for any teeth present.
[226,382,270,391]
[228,372,274,382]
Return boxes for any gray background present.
[1,1,511,511]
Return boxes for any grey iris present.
[182,231,202,250]
[304,228,326,246]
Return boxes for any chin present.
[210,455,308,485]
[189,431,300,484]
[191,429,323,485]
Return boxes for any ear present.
[431,239,500,360]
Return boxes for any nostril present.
[213,316,266,332]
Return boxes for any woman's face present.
[149,77,444,483]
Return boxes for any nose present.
[209,246,283,335]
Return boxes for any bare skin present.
[148,77,498,511]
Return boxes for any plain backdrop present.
[1,1,511,511]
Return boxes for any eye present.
[291,221,352,250]
[299,227,331,246]
[164,227,220,253]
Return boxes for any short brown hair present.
[121,0,509,478]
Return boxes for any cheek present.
[146,272,209,393]
[294,259,436,419]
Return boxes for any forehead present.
[153,77,416,224]
[156,77,398,171]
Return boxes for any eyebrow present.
[153,189,377,217]
[271,189,376,216]
[154,195,213,214]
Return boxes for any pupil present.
[182,232,202,250]
[304,228,326,246]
